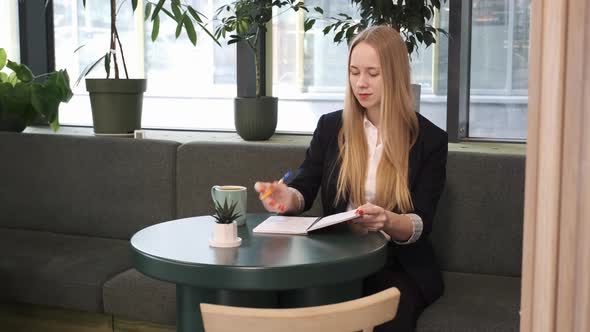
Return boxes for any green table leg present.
[176,285,216,332]
[216,289,279,308]
[279,279,363,308]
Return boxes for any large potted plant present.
[78,0,216,136]
[214,0,322,141]
[321,0,448,113]
[0,48,72,132]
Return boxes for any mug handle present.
[211,185,220,206]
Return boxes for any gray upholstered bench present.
[0,132,524,331]
[417,150,524,331]
[0,132,179,314]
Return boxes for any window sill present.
[448,141,525,156]
[23,126,526,156]
[23,126,313,146]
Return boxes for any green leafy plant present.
[214,0,323,97]
[212,198,242,224]
[322,0,447,57]
[0,48,73,131]
[77,0,218,83]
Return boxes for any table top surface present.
[130,213,388,289]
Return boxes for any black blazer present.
[289,110,448,304]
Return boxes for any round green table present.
[131,213,388,332]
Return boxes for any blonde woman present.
[255,25,447,331]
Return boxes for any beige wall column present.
[521,0,590,331]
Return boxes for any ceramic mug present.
[211,185,247,226]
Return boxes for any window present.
[272,0,450,133]
[0,0,20,62]
[46,1,531,141]
[469,0,530,139]
[53,0,236,130]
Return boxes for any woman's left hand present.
[354,203,390,232]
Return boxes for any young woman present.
[254,25,448,331]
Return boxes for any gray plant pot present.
[86,78,147,135]
[0,106,26,132]
[411,83,421,114]
[234,96,278,141]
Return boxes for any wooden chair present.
[200,287,400,332]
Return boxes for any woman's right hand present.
[254,181,292,213]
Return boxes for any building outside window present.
[469,0,530,139]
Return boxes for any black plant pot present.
[0,106,26,132]
[234,96,278,141]
[86,78,146,135]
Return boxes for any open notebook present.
[253,210,361,235]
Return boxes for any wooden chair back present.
[200,287,400,332]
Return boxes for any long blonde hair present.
[336,25,419,213]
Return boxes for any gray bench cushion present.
[103,269,176,325]
[0,228,130,312]
[431,151,525,276]
[0,132,179,240]
[177,141,322,218]
[417,272,520,332]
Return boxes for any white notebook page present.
[307,210,360,232]
[253,216,318,235]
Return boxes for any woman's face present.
[349,42,382,113]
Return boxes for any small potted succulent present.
[209,198,243,248]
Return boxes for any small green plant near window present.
[0,48,73,131]
[212,198,242,224]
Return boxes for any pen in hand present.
[260,170,293,200]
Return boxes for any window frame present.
[23,0,527,143]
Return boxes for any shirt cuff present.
[392,213,423,245]
[287,187,305,214]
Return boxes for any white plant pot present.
[209,222,242,248]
